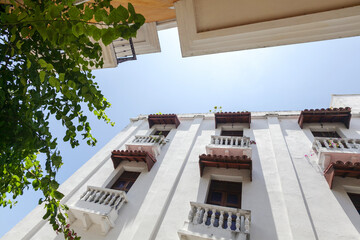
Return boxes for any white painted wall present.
[3,96,360,240]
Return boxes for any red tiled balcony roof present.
[148,114,180,128]
[324,161,360,189]
[298,107,351,129]
[111,150,157,171]
[199,154,252,180]
[215,112,251,128]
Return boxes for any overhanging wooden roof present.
[148,114,180,128]
[199,154,252,180]
[298,107,351,129]
[324,161,360,189]
[215,112,251,128]
[111,150,156,171]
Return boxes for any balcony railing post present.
[244,214,251,234]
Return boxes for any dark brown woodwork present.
[148,114,180,128]
[206,180,242,209]
[199,154,252,180]
[111,150,157,171]
[221,130,244,137]
[324,161,360,189]
[215,112,251,128]
[111,171,140,193]
[311,131,341,138]
[298,107,351,129]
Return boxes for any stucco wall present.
[3,99,360,240]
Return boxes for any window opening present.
[221,130,243,137]
[311,131,340,138]
[153,130,170,137]
[348,192,360,214]
[111,171,140,193]
[205,180,242,230]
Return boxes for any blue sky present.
[1,28,360,237]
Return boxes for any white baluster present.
[202,208,209,226]
[235,137,239,146]
[244,214,250,233]
[98,192,108,204]
[108,194,117,206]
[194,207,201,225]
[219,211,224,228]
[241,138,244,147]
[81,189,91,201]
[324,139,330,149]
[188,206,195,222]
[227,211,232,230]
[235,213,241,232]
[210,209,216,226]
[94,191,102,203]
[113,195,123,209]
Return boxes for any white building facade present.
[3,94,360,240]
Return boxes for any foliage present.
[209,106,222,113]
[0,0,144,239]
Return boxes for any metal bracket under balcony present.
[125,135,166,157]
[312,137,360,169]
[206,136,251,158]
[68,186,127,235]
[178,202,251,240]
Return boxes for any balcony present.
[178,202,251,240]
[312,137,360,169]
[126,135,166,157]
[68,186,127,234]
[206,136,251,158]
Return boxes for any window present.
[111,171,140,193]
[206,180,242,208]
[153,130,170,137]
[311,131,340,138]
[221,130,243,137]
[205,180,242,230]
[347,192,360,214]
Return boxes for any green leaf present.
[101,28,115,46]
[92,27,102,41]
[68,6,80,19]
[84,6,94,21]
[49,76,57,87]
[49,5,61,19]
[39,71,46,83]
[116,5,129,21]
[128,2,136,16]
[54,191,64,200]
[16,40,24,50]
[26,59,31,69]
[38,59,47,68]
[10,34,16,42]
[59,73,65,82]
[72,23,84,37]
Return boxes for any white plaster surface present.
[3,95,360,240]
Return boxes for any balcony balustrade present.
[178,202,251,240]
[312,137,360,169]
[68,186,127,235]
[126,135,166,157]
[206,136,251,157]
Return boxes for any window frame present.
[206,180,242,209]
[110,171,140,193]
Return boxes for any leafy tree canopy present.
[0,0,144,238]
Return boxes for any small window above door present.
[111,171,140,193]
[311,131,341,138]
[153,130,170,137]
[221,130,243,137]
